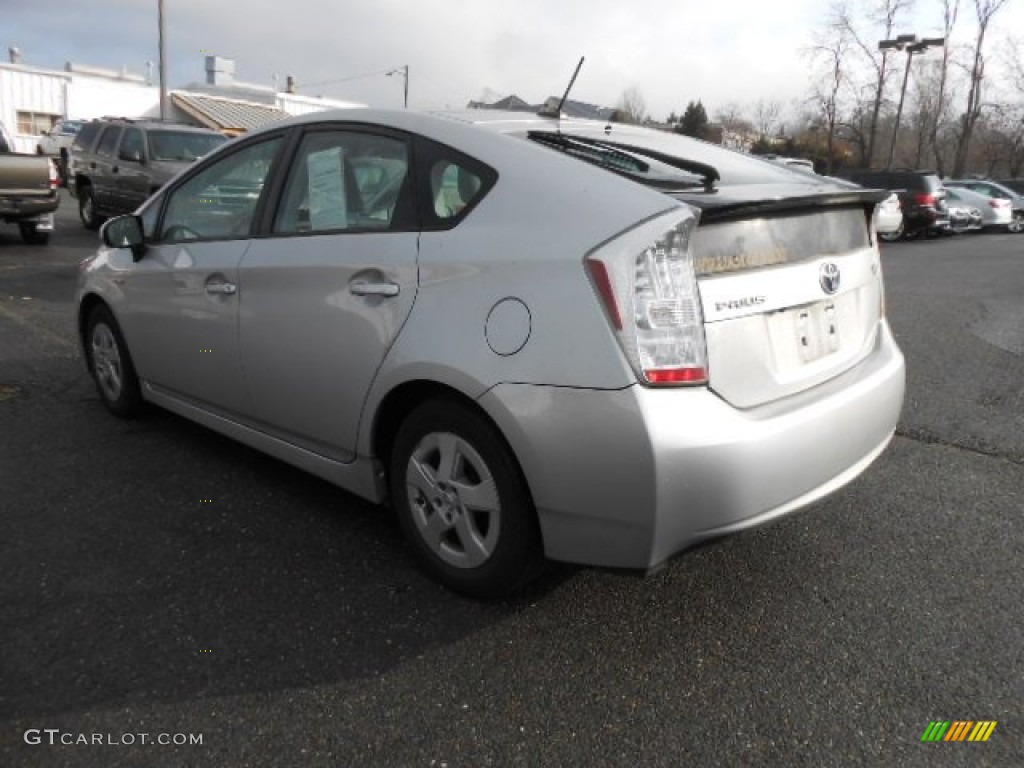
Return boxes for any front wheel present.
[79,185,102,230]
[1008,211,1024,234]
[18,222,50,245]
[85,305,144,418]
[389,400,543,598]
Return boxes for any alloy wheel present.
[405,431,501,569]
[90,322,123,401]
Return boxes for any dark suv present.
[838,169,950,241]
[68,118,228,229]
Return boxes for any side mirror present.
[101,215,146,262]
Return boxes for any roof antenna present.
[539,56,584,131]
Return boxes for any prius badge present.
[819,262,840,295]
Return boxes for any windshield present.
[148,131,227,162]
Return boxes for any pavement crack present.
[895,426,1024,466]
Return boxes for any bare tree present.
[835,0,914,167]
[713,102,754,149]
[952,0,1010,177]
[928,0,960,176]
[808,15,853,174]
[615,86,647,125]
[753,99,783,140]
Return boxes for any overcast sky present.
[5,0,1022,120]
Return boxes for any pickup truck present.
[1,121,59,245]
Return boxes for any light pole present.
[158,0,168,119]
[387,65,408,108]
[879,34,944,170]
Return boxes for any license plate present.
[795,301,840,363]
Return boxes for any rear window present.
[148,130,227,162]
[693,208,871,276]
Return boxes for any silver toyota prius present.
[77,109,905,597]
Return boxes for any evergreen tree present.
[676,100,709,139]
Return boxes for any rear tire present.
[18,222,50,245]
[85,305,144,418]
[1008,211,1024,234]
[389,399,543,599]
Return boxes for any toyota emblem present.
[819,262,840,295]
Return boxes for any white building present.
[0,50,362,153]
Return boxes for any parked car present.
[994,178,1024,195]
[0,120,59,244]
[943,178,1024,233]
[68,117,228,230]
[874,192,903,240]
[837,169,951,239]
[943,186,1012,231]
[77,109,905,597]
[762,154,816,173]
[36,118,85,184]
[946,203,981,234]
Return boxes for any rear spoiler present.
[682,189,890,224]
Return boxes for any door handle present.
[349,281,399,297]
[205,282,237,295]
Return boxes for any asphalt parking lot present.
[1,193,1021,767]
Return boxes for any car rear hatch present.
[682,187,886,408]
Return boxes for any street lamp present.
[879,34,945,169]
[387,65,408,108]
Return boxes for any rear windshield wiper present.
[528,130,719,191]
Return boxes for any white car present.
[37,118,85,183]
[943,186,1012,230]
[874,192,903,239]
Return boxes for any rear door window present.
[273,130,413,234]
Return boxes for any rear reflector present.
[914,193,936,205]
[645,368,708,384]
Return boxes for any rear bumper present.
[0,193,59,223]
[479,320,905,569]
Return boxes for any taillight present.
[989,199,1009,209]
[914,193,936,206]
[48,159,59,190]
[586,208,707,386]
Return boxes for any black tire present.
[79,185,102,230]
[84,305,144,418]
[389,399,543,599]
[18,222,50,245]
[58,150,69,187]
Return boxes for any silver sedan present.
[77,109,905,597]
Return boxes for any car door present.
[113,127,150,214]
[117,135,285,416]
[237,127,419,461]
[91,125,122,211]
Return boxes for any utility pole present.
[158,0,168,119]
